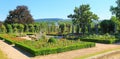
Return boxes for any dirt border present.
[0,40,30,59]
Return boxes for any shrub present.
[48,37,57,43]
[17,24,24,33]
[24,24,29,32]
[0,25,6,33]
[15,41,95,56]
[80,34,117,44]
[5,24,13,33]
[28,24,34,33]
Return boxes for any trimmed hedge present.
[15,42,95,56]
[0,36,14,44]
[46,34,66,36]
[0,35,95,56]
[15,42,36,55]
[79,34,118,44]
[80,39,117,44]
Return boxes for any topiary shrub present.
[48,37,57,43]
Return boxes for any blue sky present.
[0,0,116,21]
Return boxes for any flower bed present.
[0,34,95,56]
[0,34,25,44]
[15,40,95,56]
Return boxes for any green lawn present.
[0,49,9,59]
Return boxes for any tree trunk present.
[72,24,74,33]
[114,24,117,33]
[76,25,80,34]
[95,24,98,34]
[81,24,85,35]
[87,24,91,34]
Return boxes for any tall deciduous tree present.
[5,5,34,24]
[110,0,120,32]
[68,4,99,34]
[110,0,120,20]
[110,16,120,33]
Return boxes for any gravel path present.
[31,43,120,59]
[0,40,30,59]
[0,39,120,59]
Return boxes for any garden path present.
[0,39,120,59]
[31,43,120,59]
[0,40,30,59]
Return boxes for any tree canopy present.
[5,5,34,24]
[68,4,99,34]
[100,20,115,34]
[110,0,120,20]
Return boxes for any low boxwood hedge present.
[79,34,118,44]
[0,35,95,56]
[15,42,37,55]
[80,39,116,44]
[15,42,95,56]
[0,37,14,44]
[46,34,66,36]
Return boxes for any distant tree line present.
[1,0,120,35]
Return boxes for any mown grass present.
[74,47,120,59]
[0,49,9,59]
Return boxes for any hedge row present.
[0,36,36,54]
[0,36,95,56]
[15,42,36,55]
[0,36,14,44]
[46,34,66,36]
[80,39,118,44]
[15,42,95,56]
